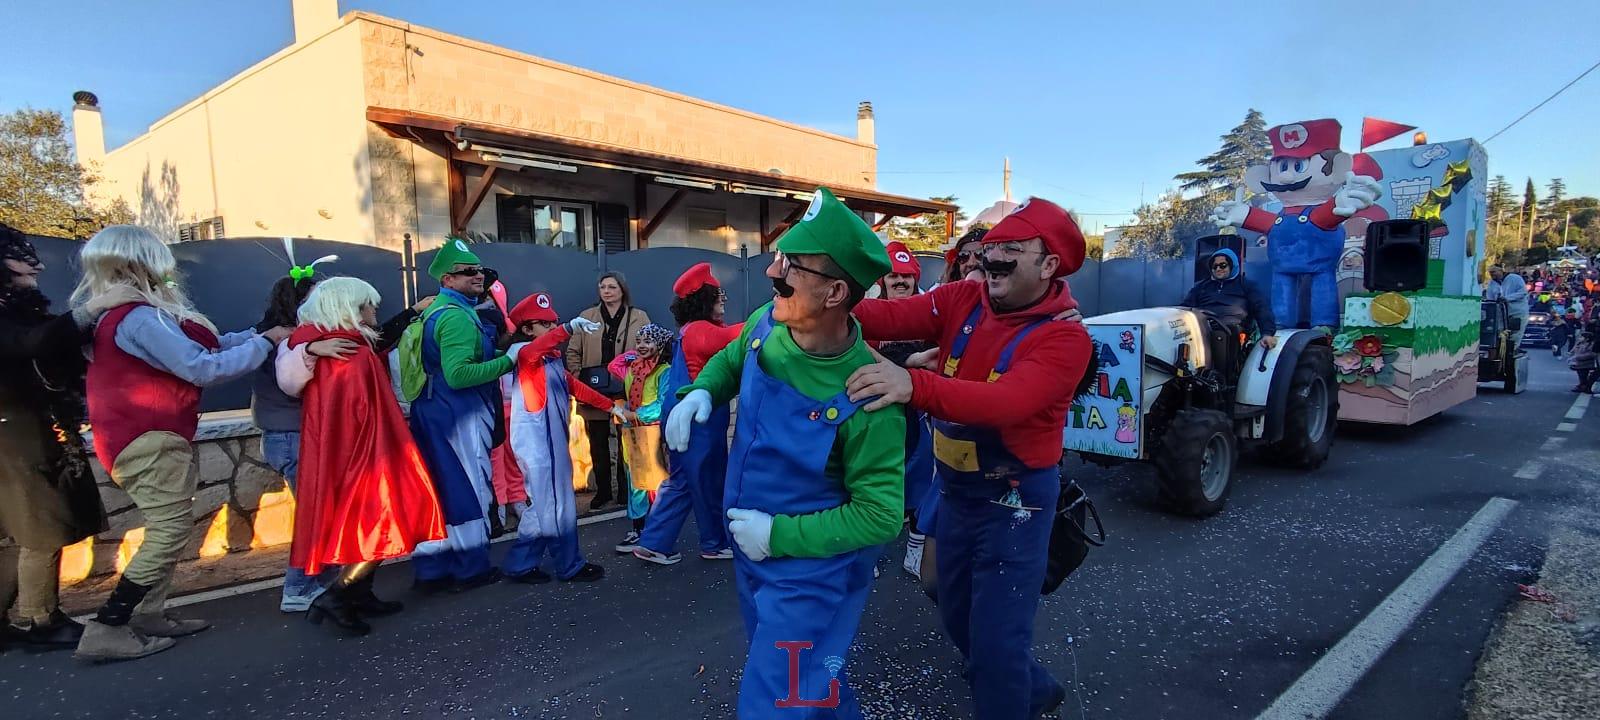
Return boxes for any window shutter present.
[210,216,225,239]
[597,203,629,253]
[497,196,533,243]
[177,224,195,243]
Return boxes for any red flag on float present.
[1361,117,1417,150]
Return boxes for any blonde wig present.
[297,276,382,344]
[71,225,216,332]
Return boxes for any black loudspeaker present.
[1193,234,1247,283]
[1364,220,1429,292]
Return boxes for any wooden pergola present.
[367,108,957,250]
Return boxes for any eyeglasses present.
[980,242,1044,262]
[447,266,485,278]
[956,251,977,262]
[776,252,844,283]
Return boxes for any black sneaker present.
[20,612,85,650]
[451,568,503,593]
[563,563,605,582]
[615,531,642,553]
[588,496,613,512]
[505,569,553,584]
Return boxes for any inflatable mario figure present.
[1211,118,1383,329]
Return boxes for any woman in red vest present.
[71,226,291,663]
[275,277,445,635]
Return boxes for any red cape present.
[288,326,445,574]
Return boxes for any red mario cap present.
[884,241,920,278]
[980,197,1086,278]
[672,262,720,298]
[1268,119,1342,159]
[510,292,558,325]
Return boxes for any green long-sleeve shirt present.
[684,304,905,559]
[431,294,513,389]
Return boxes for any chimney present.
[856,101,875,146]
[292,0,339,44]
[71,91,106,167]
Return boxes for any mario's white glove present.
[1210,200,1249,228]
[1332,172,1383,218]
[665,388,712,451]
[566,317,601,335]
[610,406,629,424]
[727,508,773,562]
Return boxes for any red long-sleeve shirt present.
[515,327,613,413]
[679,320,744,381]
[1242,200,1341,233]
[853,279,1093,469]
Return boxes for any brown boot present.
[129,613,211,638]
[73,620,175,663]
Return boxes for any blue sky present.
[3,0,1597,234]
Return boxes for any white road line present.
[1556,422,1577,433]
[1513,461,1545,480]
[1256,497,1519,720]
[75,509,630,618]
[1566,394,1590,421]
[1541,437,1567,452]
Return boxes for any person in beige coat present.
[565,272,649,511]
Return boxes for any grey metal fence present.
[27,233,1271,412]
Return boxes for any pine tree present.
[1541,178,1567,214]
[1487,176,1515,218]
[1174,109,1271,198]
[1523,178,1538,245]
[886,195,967,252]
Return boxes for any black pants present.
[1577,368,1597,392]
[585,418,625,503]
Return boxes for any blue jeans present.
[262,431,335,610]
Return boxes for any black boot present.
[346,573,403,618]
[20,611,86,650]
[94,577,152,627]
[306,588,370,636]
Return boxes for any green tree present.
[887,194,967,252]
[1174,109,1271,198]
[1522,178,1538,245]
[1487,175,1516,221]
[1118,191,1206,259]
[0,108,131,238]
[1541,178,1566,214]
[1084,234,1105,261]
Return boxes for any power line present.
[1483,57,1600,144]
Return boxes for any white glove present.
[1210,200,1249,228]
[1332,172,1383,218]
[726,508,773,562]
[610,406,629,424]
[566,317,602,335]
[665,388,712,451]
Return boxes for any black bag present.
[1041,478,1105,595]
[579,365,625,399]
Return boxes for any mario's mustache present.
[1261,177,1312,193]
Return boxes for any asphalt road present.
[3,352,1592,720]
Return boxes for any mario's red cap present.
[672,262,720,298]
[510,292,558,325]
[1268,119,1342,159]
[884,241,920,278]
[980,197,1086,277]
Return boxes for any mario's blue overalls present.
[638,334,731,556]
[725,309,880,719]
[408,289,498,584]
[501,347,587,580]
[932,305,1064,720]
[905,408,935,518]
[1267,205,1344,328]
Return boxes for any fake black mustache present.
[1260,177,1311,193]
[772,275,796,298]
[980,256,1019,276]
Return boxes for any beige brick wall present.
[354,13,876,192]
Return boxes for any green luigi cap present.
[428,237,482,280]
[775,188,890,288]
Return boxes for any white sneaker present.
[700,548,734,560]
[615,531,642,553]
[903,543,924,579]
[633,547,682,566]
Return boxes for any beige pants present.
[0,542,63,627]
[108,431,198,615]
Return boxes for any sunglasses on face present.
[1212,262,1231,269]
[448,267,485,278]
[957,251,978,262]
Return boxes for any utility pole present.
[1003,157,1012,204]
[1564,210,1572,248]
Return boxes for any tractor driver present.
[1181,248,1278,350]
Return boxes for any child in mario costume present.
[665,188,905,719]
[1210,118,1382,329]
[501,292,623,584]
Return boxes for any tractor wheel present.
[1265,344,1338,469]
[1153,408,1236,517]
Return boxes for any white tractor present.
[1067,307,1337,517]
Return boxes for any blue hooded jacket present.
[1181,248,1277,336]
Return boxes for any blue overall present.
[725,309,878,719]
[638,334,731,555]
[408,289,498,583]
[933,305,1063,720]
[906,408,938,537]
[502,349,587,580]
[1267,205,1344,328]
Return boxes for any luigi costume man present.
[665,188,906,718]
[400,238,517,592]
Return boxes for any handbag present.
[1041,478,1105,595]
[579,365,625,398]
